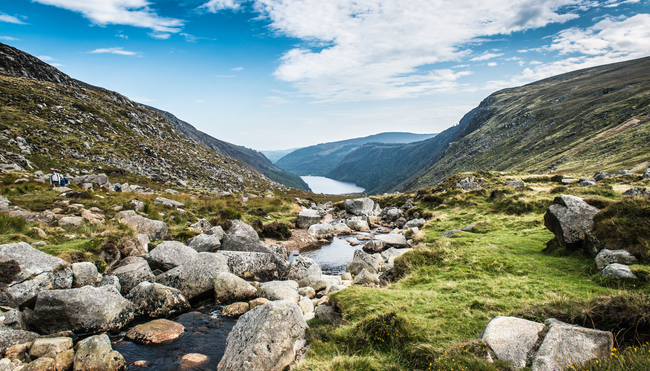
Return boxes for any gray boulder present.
[146,241,198,271]
[315,305,342,325]
[126,281,190,318]
[71,262,100,288]
[593,172,611,182]
[344,198,375,217]
[644,168,650,179]
[188,233,222,252]
[30,285,135,334]
[622,187,650,198]
[346,250,379,275]
[601,263,637,279]
[580,180,596,187]
[374,233,407,247]
[543,195,599,250]
[384,207,402,221]
[362,239,385,254]
[111,257,155,295]
[595,249,638,270]
[505,180,525,188]
[381,247,412,263]
[214,273,257,304]
[442,229,461,238]
[74,334,126,371]
[331,222,352,234]
[479,316,545,369]
[154,197,184,208]
[616,169,634,177]
[532,319,613,371]
[1,307,27,330]
[308,223,333,238]
[221,220,272,253]
[404,218,425,229]
[0,328,39,353]
[352,269,379,286]
[297,210,321,229]
[217,301,307,371]
[0,242,73,306]
[58,216,83,228]
[72,173,111,188]
[560,178,577,184]
[457,177,481,190]
[188,218,212,233]
[257,281,300,303]
[220,251,289,281]
[155,252,230,299]
[346,219,369,232]
[286,256,318,281]
[116,210,168,241]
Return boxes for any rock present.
[344,198,375,217]
[188,219,212,233]
[221,220,272,254]
[404,218,425,229]
[346,219,369,232]
[29,337,73,359]
[71,262,99,288]
[23,356,55,371]
[560,178,577,184]
[30,286,135,334]
[442,229,461,237]
[384,207,402,221]
[173,353,209,370]
[327,285,346,294]
[220,251,289,281]
[126,281,190,318]
[286,256,318,281]
[331,223,352,234]
[505,180,525,188]
[479,316,545,369]
[155,252,230,300]
[116,210,167,241]
[298,296,314,314]
[601,263,637,279]
[543,195,599,250]
[248,298,269,310]
[622,187,650,198]
[0,328,39,353]
[267,244,288,260]
[146,241,197,271]
[221,302,249,318]
[362,239,385,254]
[111,258,155,295]
[644,168,650,179]
[341,272,352,281]
[310,276,341,292]
[381,247,411,264]
[53,187,73,193]
[126,319,185,344]
[457,177,481,190]
[55,349,75,371]
[297,210,321,229]
[352,269,380,286]
[532,319,613,371]
[153,197,184,208]
[580,180,596,186]
[33,227,47,238]
[297,287,315,299]
[374,233,407,247]
[130,200,144,212]
[616,169,634,177]
[593,172,611,182]
[595,249,638,270]
[57,217,83,228]
[213,273,257,304]
[314,305,342,325]
[73,334,126,371]
[217,301,307,371]
[0,307,26,330]
[257,281,299,303]
[0,242,73,307]
[187,233,222,253]
[98,276,120,292]
[135,234,150,254]
[308,223,333,238]
[346,250,379,275]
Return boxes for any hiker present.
[50,170,61,187]
[114,184,122,192]
[60,176,69,186]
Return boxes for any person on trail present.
[50,170,61,187]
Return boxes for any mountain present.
[275,132,437,176]
[328,56,650,194]
[261,148,303,164]
[0,42,309,192]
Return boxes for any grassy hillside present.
[276,132,437,176]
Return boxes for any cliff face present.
[0,43,80,87]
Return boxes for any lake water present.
[301,176,365,195]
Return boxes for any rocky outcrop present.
[352,269,379,286]
[0,328,40,353]
[154,197,184,208]
[308,223,333,238]
[544,195,599,250]
[126,281,190,318]
[221,220,272,254]
[217,301,307,371]
[622,187,650,198]
[374,233,407,248]
[344,198,375,217]
[116,210,168,241]
[145,241,197,271]
[220,251,289,282]
[155,252,230,299]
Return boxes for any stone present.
[126,281,190,318]
[346,219,370,232]
[57,217,83,228]
[457,177,481,190]
[130,200,144,212]
[298,287,315,299]
[331,223,352,234]
[560,178,577,184]
[315,305,342,325]
[601,263,637,279]
[217,301,307,371]
[71,262,99,288]
[580,180,596,187]
[593,172,611,182]
[73,334,126,371]
[346,250,379,276]
[153,197,184,208]
[374,233,407,247]
[213,273,257,304]
[23,356,55,371]
[479,316,545,369]
[404,218,425,229]
[126,319,185,344]
[352,269,380,286]
[175,354,209,370]
[532,319,613,371]
[0,328,39,353]
[595,249,638,270]
[298,296,314,314]
[30,286,134,334]
[220,251,289,282]
[257,281,300,303]
[29,337,73,359]
[362,239,385,254]
[187,233,222,253]
[98,275,121,292]
[221,302,250,318]
[188,219,213,233]
[308,223,333,238]
[116,210,167,241]
[644,168,650,179]
[381,247,412,264]
[55,349,74,371]
[505,180,525,188]
[622,187,650,198]
[297,210,321,229]
[341,272,352,281]
[286,256,318,281]
[146,241,197,271]
[221,220,272,254]
[0,307,26,330]
[248,298,269,310]
[344,198,376,217]
[155,252,230,300]
[442,229,461,237]
[111,258,155,295]
[543,195,599,250]
[616,169,633,177]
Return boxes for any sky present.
[1,0,649,151]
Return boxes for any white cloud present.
[89,47,139,56]
[37,55,56,61]
[242,0,581,102]
[452,64,470,68]
[0,36,19,41]
[0,13,26,24]
[529,60,543,65]
[200,0,243,12]
[50,63,65,67]
[32,0,183,33]
[487,62,498,66]
[231,67,244,71]
[116,33,128,39]
[149,32,171,39]
[471,52,504,61]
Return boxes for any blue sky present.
[1,0,649,150]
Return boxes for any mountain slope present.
[261,148,303,163]
[275,132,437,176]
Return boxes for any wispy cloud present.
[0,36,19,41]
[180,33,215,42]
[0,13,26,24]
[199,0,244,12]
[31,0,184,33]
[231,67,244,71]
[37,55,56,61]
[487,62,498,66]
[89,47,139,56]
[471,52,504,61]
[149,32,171,40]
[50,63,65,67]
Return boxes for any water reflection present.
[300,232,372,275]
[300,176,365,195]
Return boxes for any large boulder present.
[73,334,126,371]
[187,233,222,253]
[71,262,100,288]
[346,219,369,232]
[404,218,425,229]
[601,263,637,279]
[308,223,333,238]
[0,328,39,353]
[214,273,257,304]
[0,242,73,307]
[344,198,375,217]
[188,218,212,233]
[594,249,638,270]
[30,286,135,334]
[532,319,613,371]
[593,172,611,182]
[58,216,83,228]
[116,210,168,241]
[479,316,545,369]
[297,210,321,229]
[644,167,650,179]
[346,250,379,275]
[622,187,650,198]
[381,247,412,264]
[221,220,272,253]
[126,281,190,318]
[146,241,198,271]
[220,251,289,281]
[155,252,230,299]
[154,197,184,208]
[217,301,307,371]
[374,233,408,248]
[315,305,342,325]
[543,195,599,250]
[352,269,379,286]
[286,256,318,281]
[111,257,155,295]
[257,281,300,304]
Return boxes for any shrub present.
[260,221,292,240]
[592,198,650,260]
[352,312,413,351]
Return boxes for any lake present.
[301,176,365,195]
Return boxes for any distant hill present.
[327,56,650,194]
[275,132,437,176]
[261,148,303,164]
